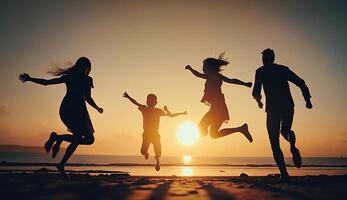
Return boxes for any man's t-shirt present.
[252,64,311,112]
[138,105,166,132]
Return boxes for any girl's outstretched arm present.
[123,92,143,107]
[164,105,187,118]
[185,65,207,79]
[218,74,252,88]
[19,73,65,85]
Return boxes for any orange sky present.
[0,0,346,157]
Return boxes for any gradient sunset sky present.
[0,0,346,157]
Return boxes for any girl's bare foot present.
[44,132,57,153]
[241,124,253,143]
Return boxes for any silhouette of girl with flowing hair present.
[185,53,253,142]
[19,57,103,179]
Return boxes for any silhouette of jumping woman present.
[252,48,312,182]
[123,92,187,171]
[19,57,103,179]
[185,53,253,142]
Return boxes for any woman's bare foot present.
[56,164,70,180]
[44,132,57,153]
[241,124,253,143]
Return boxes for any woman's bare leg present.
[56,142,78,180]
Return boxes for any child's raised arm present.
[123,91,143,107]
[185,65,207,79]
[163,105,187,118]
[218,74,252,88]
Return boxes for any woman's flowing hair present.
[48,57,91,76]
[203,52,229,74]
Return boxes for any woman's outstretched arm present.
[185,65,207,79]
[19,73,65,85]
[218,74,252,88]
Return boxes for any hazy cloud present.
[0,106,9,117]
[340,131,347,143]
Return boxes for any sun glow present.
[176,122,199,146]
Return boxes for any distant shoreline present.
[1,161,347,168]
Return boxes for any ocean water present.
[1,152,346,176]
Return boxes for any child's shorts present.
[141,131,161,157]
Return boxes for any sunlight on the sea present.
[181,167,193,176]
[183,155,192,164]
[176,121,199,146]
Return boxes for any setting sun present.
[176,122,199,146]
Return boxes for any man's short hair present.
[262,48,275,64]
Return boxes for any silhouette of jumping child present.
[123,92,187,171]
[252,48,312,182]
[19,57,103,179]
[185,53,253,142]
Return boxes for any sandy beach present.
[0,170,346,200]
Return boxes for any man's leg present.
[280,109,301,168]
[267,111,290,178]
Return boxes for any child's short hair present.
[146,93,157,107]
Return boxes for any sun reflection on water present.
[183,155,192,164]
[181,167,193,176]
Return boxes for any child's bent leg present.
[218,124,253,142]
[153,136,161,171]
[199,112,212,137]
[141,136,150,160]
[209,120,224,138]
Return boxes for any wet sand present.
[0,171,346,200]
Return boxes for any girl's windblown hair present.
[203,52,229,74]
[48,57,91,76]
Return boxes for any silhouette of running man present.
[252,48,312,182]
[123,92,187,171]
[19,57,103,179]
